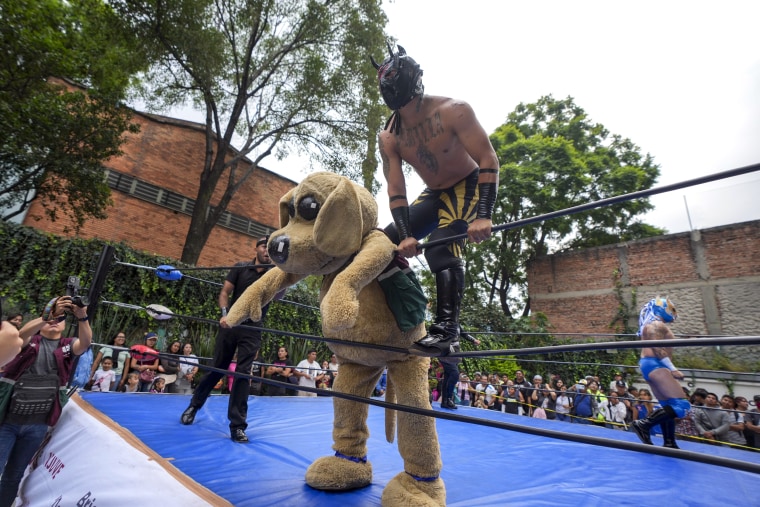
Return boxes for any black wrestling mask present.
[371,43,423,134]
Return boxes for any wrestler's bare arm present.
[446,100,499,243]
[447,101,499,182]
[379,132,406,204]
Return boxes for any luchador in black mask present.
[371,43,424,135]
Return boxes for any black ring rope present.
[88,342,760,475]
[93,297,760,473]
[113,261,223,286]
[466,330,741,339]
[95,161,760,475]
[448,336,760,358]
[100,299,760,359]
[420,162,760,250]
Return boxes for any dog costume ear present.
[279,188,295,228]
[314,177,363,257]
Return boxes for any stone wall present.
[527,220,760,366]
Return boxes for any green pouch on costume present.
[378,256,428,332]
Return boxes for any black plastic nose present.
[268,235,289,264]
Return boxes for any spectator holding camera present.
[0,295,91,506]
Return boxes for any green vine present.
[609,268,637,335]
[0,221,323,363]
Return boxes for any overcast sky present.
[376,0,760,234]
[162,1,760,236]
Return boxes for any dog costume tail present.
[385,375,397,443]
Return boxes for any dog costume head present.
[267,172,378,275]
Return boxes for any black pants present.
[383,169,478,273]
[190,324,261,431]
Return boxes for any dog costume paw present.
[305,454,373,491]
[381,472,446,507]
[321,291,360,333]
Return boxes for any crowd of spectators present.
[433,367,760,451]
[18,318,756,453]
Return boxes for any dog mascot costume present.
[227,172,445,506]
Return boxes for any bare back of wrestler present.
[640,320,686,407]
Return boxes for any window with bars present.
[104,169,269,238]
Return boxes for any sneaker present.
[441,399,458,410]
[180,406,198,425]
[231,429,249,443]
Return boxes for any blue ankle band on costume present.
[406,472,438,482]
[335,452,367,463]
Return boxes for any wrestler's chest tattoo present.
[416,144,438,174]
[402,112,444,174]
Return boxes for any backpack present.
[69,347,93,389]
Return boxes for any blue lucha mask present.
[638,297,677,335]
[651,297,677,323]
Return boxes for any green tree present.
[0,0,148,229]
[465,95,664,319]
[112,0,388,264]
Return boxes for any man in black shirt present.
[181,236,275,443]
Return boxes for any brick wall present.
[23,109,296,267]
[528,220,760,342]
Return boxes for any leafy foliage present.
[0,221,322,362]
[0,0,149,229]
[464,95,664,319]
[110,0,389,263]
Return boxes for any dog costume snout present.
[268,235,289,264]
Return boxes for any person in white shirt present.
[475,377,497,409]
[327,353,339,375]
[293,349,326,397]
[600,392,628,430]
[90,356,116,392]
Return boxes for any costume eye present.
[297,195,320,221]
[287,197,295,218]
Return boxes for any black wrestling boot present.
[661,417,680,449]
[180,405,198,425]
[412,267,464,357]
[441,398,458,410]
[632,405,677,446]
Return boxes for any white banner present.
[15,394,230,507]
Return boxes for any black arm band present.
[389,194,407,203]
[476,182,497,219]
[390,206,412,241]
[461,332,477,344]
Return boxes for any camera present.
[65,276,90,308]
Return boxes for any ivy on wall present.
[0,221,323,362]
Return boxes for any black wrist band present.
[476,182,497,219]
[390,206,412,241]
[78,316,89,322]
